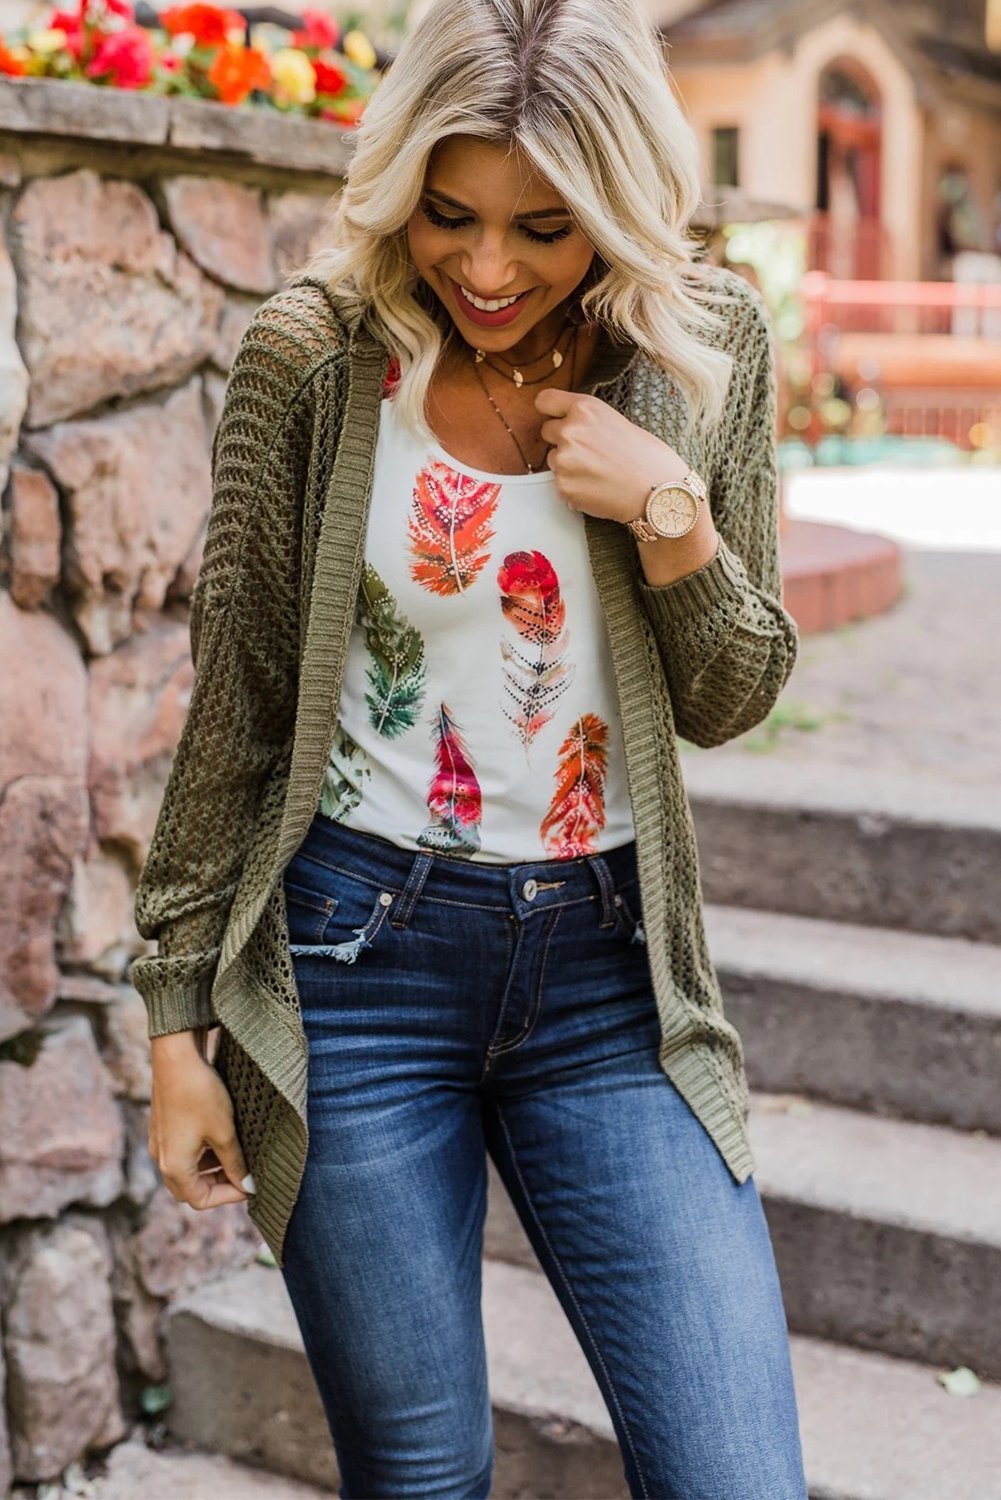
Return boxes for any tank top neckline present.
[380,395,557,488]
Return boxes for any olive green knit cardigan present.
[131,267,797,1266]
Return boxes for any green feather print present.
[358,563,427,738]
[319,722,371,821]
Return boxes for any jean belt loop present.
[587,853,618,928]
[390,849,435,930]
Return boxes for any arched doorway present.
[811,60,887,278]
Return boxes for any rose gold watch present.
[625,469,708,542]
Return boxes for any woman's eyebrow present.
[424,187,571,221]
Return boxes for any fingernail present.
[241,1173,256,1193]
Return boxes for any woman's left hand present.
[535,386,699,524]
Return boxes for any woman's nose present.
[460,239,519,296]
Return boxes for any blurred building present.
[658,0,1001,281]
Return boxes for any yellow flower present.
[269,46,316,104]
[27,27,69,53]
[342,28,375,69]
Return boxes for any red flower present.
[99,0,135,20]
[159,2,245,45]
[290,7,338,50]
[206,40,270,103]
[312,57,347,95]
[47,5,82,32]
[313,57,348,96]
[84,24,154,86]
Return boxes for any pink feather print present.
[418,703,483,854]
[539,713,609,858]
[497,550,574,749]
[408,461,500,596]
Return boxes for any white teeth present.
[459,284,523,312]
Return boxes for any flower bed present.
[0,0,381,123]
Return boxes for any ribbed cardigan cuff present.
[132,966,218,1040]
[634,534,751,623]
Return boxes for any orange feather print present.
[408,461,501,596]
[539,713,609,858]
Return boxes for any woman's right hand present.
[148,1030,256,1210]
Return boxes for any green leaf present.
[140,1381,173,1415]
[936,1365,982,1396]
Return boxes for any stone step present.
[680,752,1001,943]
[20,1431,336,1499]
[703,901,1001,1133]
[484,1093,1001,1381]
[162,1257,1001,1500]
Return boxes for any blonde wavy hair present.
[302,0,739,442]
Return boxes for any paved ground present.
[684,544,1001,788]
[12,1433,333,1500]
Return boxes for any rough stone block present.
[25,377,211,654]
[163,175,276,294]
[12,168,223,427]
[8,464,60,609]
[3,1213,127,1481]
[0,1013,124,1222]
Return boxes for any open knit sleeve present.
[129,288,342,1038]
[634,282,798,748]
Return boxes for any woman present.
[132,0,807,1495]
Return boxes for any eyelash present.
[420,198,573,244]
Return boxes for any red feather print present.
[497,550,574,749]
[539,713,609,858]
[418,703,483,854]
[408,461,501,596]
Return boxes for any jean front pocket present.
[283,878,338,946]
[283,853,396,966]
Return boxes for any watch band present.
[626,470,706,543]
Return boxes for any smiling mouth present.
[451,278,534,313]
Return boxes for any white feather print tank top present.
[315,391,636,863]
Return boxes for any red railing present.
[799,273,1001,448]
[802,271,1001,338]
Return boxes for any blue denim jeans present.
[280,814,808,1500]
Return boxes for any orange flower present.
[0,39,27,74]
[160,2,244,45]
[207,41,270,104]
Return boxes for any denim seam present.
[487,907,561,1058]
[285,890,336,944]
[493,1104,650,1499]
[485,920,524,1056]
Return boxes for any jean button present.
[522,877,538,901]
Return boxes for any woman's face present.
[406,135,597,360]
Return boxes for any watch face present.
[648,485,698,537]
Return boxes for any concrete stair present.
[704,902,1001,1132]
[681,753,1001,943]
[158,748,1001,1497]
[164,1255,1001,1500]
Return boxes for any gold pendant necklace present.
[469,324,579,474]
[473,319,573,388]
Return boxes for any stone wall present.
[0,76,349,1490]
